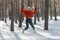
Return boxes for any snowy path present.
[0,17,60,40]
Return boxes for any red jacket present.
[21,8,36,18]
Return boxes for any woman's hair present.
[27,7,35,10]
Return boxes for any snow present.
[0,16,60,40]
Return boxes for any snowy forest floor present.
[0,16,60,40]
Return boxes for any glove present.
[35,7,36,10]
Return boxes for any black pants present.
[24,18,35,30]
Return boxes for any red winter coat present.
[21,8,36,18]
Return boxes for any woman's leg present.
[29,19,35,30]
[24,18,29,30]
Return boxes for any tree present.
[10,0,14,31]
[34,0,37,25]
[54,0,57,21]
[0,1,2,20]
[49,0,52,19]
[44,0,49,30]
[37,8,40,21]
[1,0,5,21]
[19,0,24,27]
[4,0,8,23]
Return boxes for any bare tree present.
[44,0,49,30]
[54,0,57,21]
[40,0,45,20]
[19,0,24,28]
[10,0,14,31]
[49,0,52,19]
[34,0,37,25]
[1,0,5,21]
[0,1,2,20]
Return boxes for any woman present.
[21,7,36,33]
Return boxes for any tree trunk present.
[44,0,49,30]
[34,15,36,24]
[2,0,4,21]
[0,2,2,20]
[10,1,14,31]
[50,0,52,19]
[19,0,24,28]
[41,0,45,20]
[54,0,57,21]
[37,8,40,22]
[11,17,14,31]
[34,0,37,25]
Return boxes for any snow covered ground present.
[0,16,60,40]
